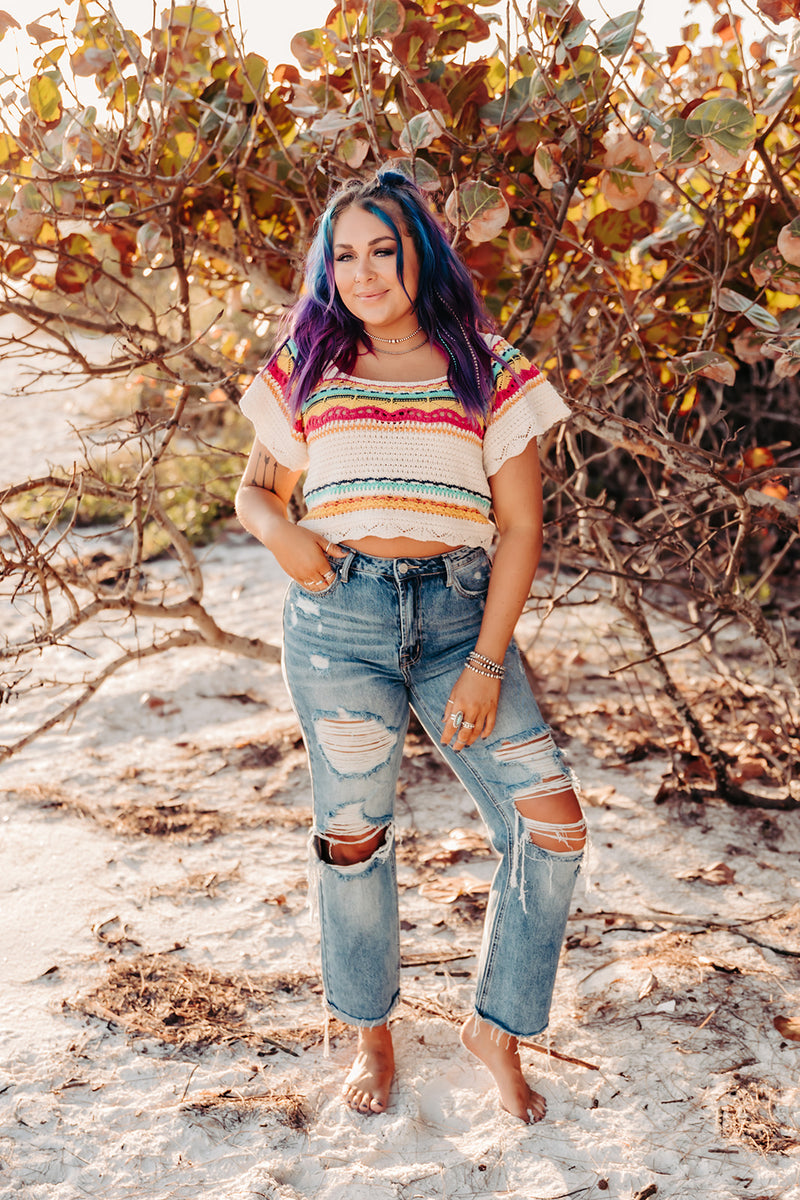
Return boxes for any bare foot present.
[342,1024,395,1114]
[460,1016,546,1124]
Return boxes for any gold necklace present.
[367,325,423,344]
[359,336,428,357]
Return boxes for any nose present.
[353,258,374,281]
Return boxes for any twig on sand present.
[399,996,600,1071]
[571,908,800,958]
[400,951,476,967]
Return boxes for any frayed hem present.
[323,991,400,1032]
[470,1008,549,1042]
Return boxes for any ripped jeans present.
[282,545,584,1039]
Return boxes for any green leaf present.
[685,99,755,155]
[596,11,638,56]
[671,351,736,385]
[399,110,446,153]
[761,68,799,116]
[367,0,405,37]
[28,74,62,123]
[718,288,780,332]
[652,117,696,165]
[563,19,592,48]
[392,157,441,192]
[479,78,530,124]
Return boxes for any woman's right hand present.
[272,522,347,590]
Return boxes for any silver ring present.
[449,711,464,729]
[462,721,475,729]
[323,570,334,581]
[302,578,315,586]
[325,541,333,553]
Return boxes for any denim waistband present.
[337,543,486,584]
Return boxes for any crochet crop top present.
[239,334,571,550]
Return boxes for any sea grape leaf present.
[399,110,446,153]
[232,53,268,103]
[672,351,736,385]
[718,288,781,331]
[445,180,509,244]
[171,6,222,34]
[652,116,696,165]
[777,217,800,266]
[3,247,36,276]
[392,157,441,191]
[28,74,62,123]
[368,0,405,37]
[596,10,639,56]
[685,98,755,155]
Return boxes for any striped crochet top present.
[239,334,570,550]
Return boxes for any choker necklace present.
[366,325,423,344]
[358,336,428,357]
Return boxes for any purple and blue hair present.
[274,169,498,419]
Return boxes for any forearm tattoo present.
[248,448,278,491]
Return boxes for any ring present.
[302,578,315,586]
[323,570,334,581]
[325,541,333,553]
[462,721,475,729]
[449,711,464,729]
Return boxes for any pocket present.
[296,558,343,598]
[450,551,492,598]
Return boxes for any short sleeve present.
[239,339,309,471]
[482,336,571,477]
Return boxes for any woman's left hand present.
[441,668,501,753]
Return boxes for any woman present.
[235,169,585,1124]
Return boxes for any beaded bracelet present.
[465,650,505,679]
[469,650,504,672]
[465,660,504,679]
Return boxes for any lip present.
[355,291,388,300]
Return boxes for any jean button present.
[398,562,409,574]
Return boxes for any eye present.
[375,247,396,257]
[335,252,354,262]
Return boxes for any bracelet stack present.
[465,650,505,679]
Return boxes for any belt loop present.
[339,547,356,583]
[444,555,455,588]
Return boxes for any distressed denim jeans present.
[282,545,584,1039]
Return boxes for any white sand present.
[1,389,799,1199]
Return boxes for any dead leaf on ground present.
[729,757,771,784]
[418,876,492,904]
[678,862,736,885]
[418,827,490,865]
[773,1014,800,1041]
[638,971,658,1000]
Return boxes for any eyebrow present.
[333,235,397,250]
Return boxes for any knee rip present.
[314,713,397,776]
[316,815,391,868]
[498,731,585,853]
[514,795,586,853]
